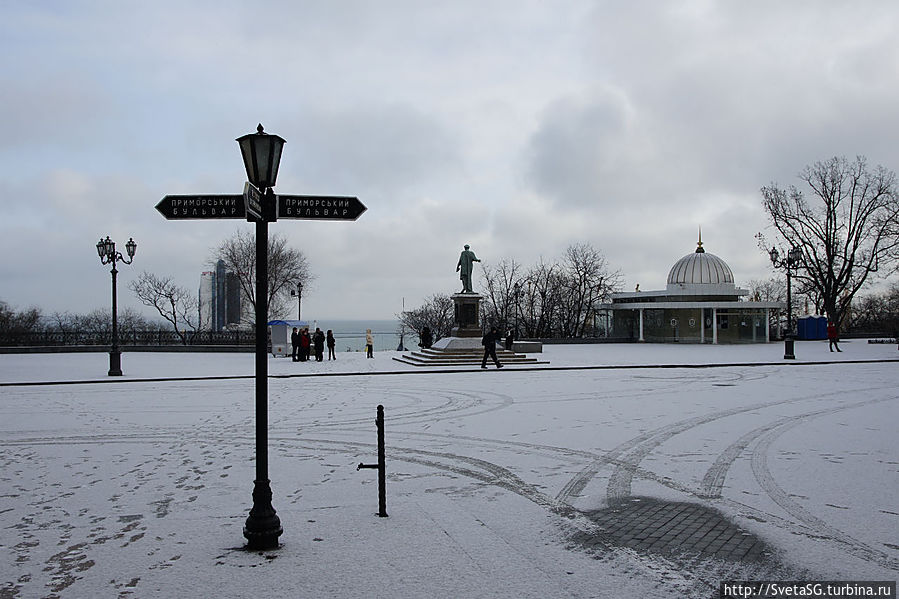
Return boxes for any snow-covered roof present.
[666,240,734,287]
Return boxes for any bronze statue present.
[456,244,480,293]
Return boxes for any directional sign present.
[155,195,246,219]
[243,182,264,221]
[277,195,367,221]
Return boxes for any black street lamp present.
[513,282,521,340]
[237,124,286,550]
[237,124,286,192]
[769,246,803,360]
[96,236,136,376]
[290,281,303,321]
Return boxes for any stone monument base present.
[431,336,483,351]
[450,292,483,338]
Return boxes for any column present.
[712,308,718,344]
[638,308,644,342]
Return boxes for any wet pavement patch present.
[579,497,770,562]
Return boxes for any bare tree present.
[399,294,454,343]
[480,244,621,338]
[848,283,899,335]
[212,229,312,323]
[129,272,199,344]
[67,309,109,343]
[747,278,785,303]
[523,257,562,338]
[481,258,522,332]
[747,277,786,331]
[760,156,899,327]
[556,243,622,337]
[0,301,43,342]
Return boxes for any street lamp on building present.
[95,236,136,376]
[769,245,802,360]
[237,124,286,550]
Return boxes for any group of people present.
[290,327,336,362]
[290,327,376,360]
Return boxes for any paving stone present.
[584,496,774,565]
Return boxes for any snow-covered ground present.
[1,340,897,598]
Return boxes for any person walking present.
[365,329,374,358]
[481,326,503,369]
[313,327,325,362]
[326,330,336,360]
[290,327,300,362]
[827,319,842,352]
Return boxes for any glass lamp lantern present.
[236,124,286,190]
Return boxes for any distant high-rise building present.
[215,260,227,331]
[199,261,242,331]
[225,271,241,326]
[198,271,215,330]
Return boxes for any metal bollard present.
[356,404,388,517]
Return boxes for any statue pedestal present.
[430,293,483,350]
[450,292,483,338]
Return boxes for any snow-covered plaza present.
[1,340,897,598]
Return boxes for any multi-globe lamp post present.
[769,245,802,360]
[95,236,136,376]
[237,124,286,549]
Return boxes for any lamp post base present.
[783,337,795,360]
[243,479,282,550]
[108,351,123,376]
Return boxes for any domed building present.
[603,236,783,343]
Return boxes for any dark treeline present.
[0,301,251,346]
[846,283,899,336]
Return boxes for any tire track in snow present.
[749,408,899,571]
[698,396,893,499]
[551,380,889,509]
[271,384,516,430]
[601,386,891,506]
[329,424,898,572]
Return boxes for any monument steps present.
[392,346,547,367]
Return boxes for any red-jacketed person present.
[827,319,842,353]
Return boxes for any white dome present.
[667,243,734,286]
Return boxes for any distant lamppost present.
[513,282,521,339]
[290,281,303,320]
[237,124,286,549]
[769,246,803,360]
[95,236,136,376]
[397,297,406,352]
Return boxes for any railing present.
[0,329,255,347]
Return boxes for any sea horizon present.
[297,318,411,352]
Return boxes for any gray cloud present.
[1,1,898,319]
[279,104,464,200]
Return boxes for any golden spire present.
[695,226,705,253]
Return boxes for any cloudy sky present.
[2,1,897,321]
